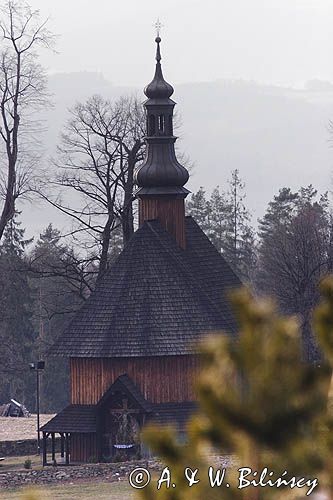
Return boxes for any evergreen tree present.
[30,224,84,411]
[206,186,230,254]
[186,187,210,232]
[0,215,36,408]
[257,185,333,362]
[258,187,299,243]
[223,169,256,281]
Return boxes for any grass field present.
[0,415,54,441]
[0,454,43,471]
[0,480,135,499]
[0,455,136,499]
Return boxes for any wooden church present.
[41,35,241,465]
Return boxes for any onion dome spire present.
[134,35,189,196]
[144,36,174,101]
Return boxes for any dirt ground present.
[0,415,55,441]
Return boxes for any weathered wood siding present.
[71,433,97,463]
[70,355,200,404]
[139,197,186,248]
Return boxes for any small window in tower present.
[158,114,165,133]
[168,115,173,135]
[149,115,156,135]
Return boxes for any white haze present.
[13,0,333,237]
[31,0,333,88]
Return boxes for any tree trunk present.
[97,215,113,281]
[122,146,139,244]
[0,156,16,241]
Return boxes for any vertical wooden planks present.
[70,433,97,463]
[70,355,201,404]
[139,197,186,248]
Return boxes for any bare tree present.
[0,0,53,241]
[256,186,333,361]
[117,96,145,242]
[44,94,145,280]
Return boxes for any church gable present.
[97,374,152,413]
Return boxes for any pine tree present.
[206,186,230,254]
[186,187,210,232]
[258,187,299,243]
[30,224,84,411]
[1,213,33,256]
[0,215,36,408]
[224,169,256,281]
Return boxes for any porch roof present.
[41,404,96,434]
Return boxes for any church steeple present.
[144,36,174,102]
[134,35,190,248]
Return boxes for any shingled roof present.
[150,401,197,432]
[51,217,241,358]
[41,401,197,435]
[40,405,96,433]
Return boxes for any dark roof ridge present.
[184,216,241,328]
[185,215,240,280]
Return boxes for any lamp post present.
[29,361,45,454]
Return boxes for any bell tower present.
[134,35,190,248]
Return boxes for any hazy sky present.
[31,0,333,88]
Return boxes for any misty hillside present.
[176,80,333,219]
[23,72,333,236]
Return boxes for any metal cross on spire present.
[154,18,163,38]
